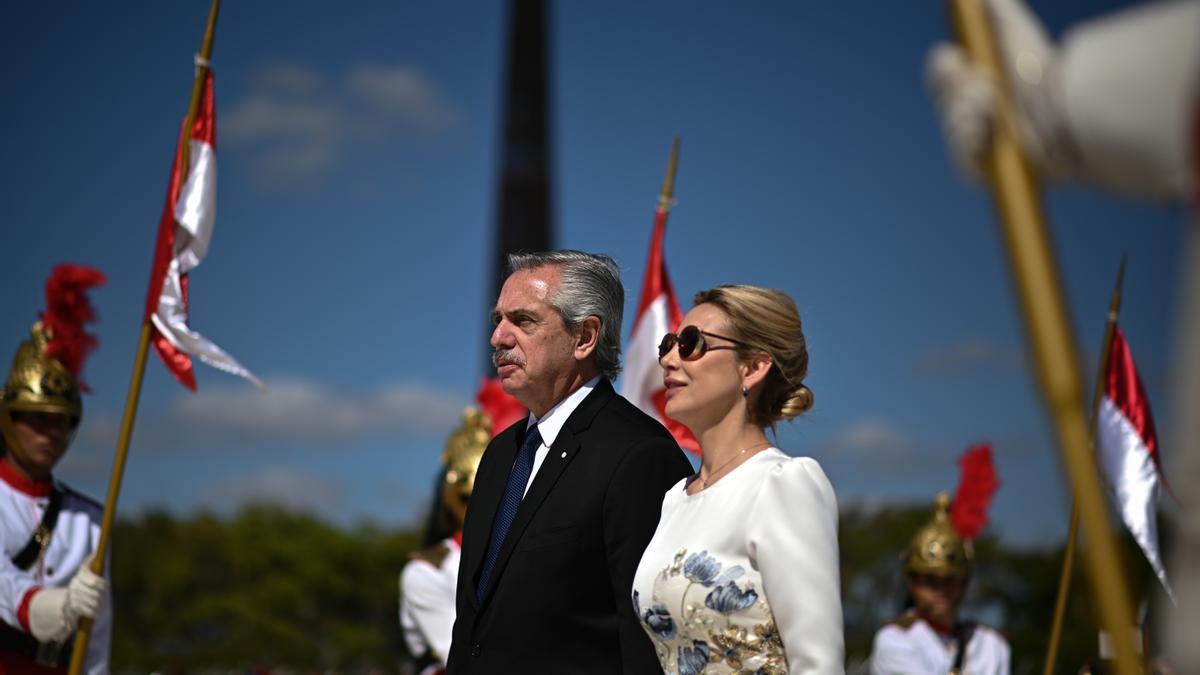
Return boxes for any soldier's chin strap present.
[0,403,24,457]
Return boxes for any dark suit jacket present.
[446,378,693,674]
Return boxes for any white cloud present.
[815,418,950,482]
[201,466,345,515]
[915,339,1024,374]
[77,376,466,451]
[222,94,341,144]
[347,66,456,132]
[247,63,323,95]
[221,62,457,186]
[820,418,916,457]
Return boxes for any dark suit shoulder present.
[595,389,678,442]
[477,419,523,466]
[495,415,527,439]
[593,393,693,482]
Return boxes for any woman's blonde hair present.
[692,285,813,427]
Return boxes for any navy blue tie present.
[476,424,542,601]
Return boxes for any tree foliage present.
[108,505,1169,673]
[110,507,421,673]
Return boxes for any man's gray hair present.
[507,250,624,380]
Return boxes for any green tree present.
[110,507,422,673]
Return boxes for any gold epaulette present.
[409,542,451,569]
[886,612,920,630]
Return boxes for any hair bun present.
[778,384,814,421]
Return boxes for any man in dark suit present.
[446,250,693,673]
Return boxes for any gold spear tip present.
[1108,253,1128,317]
[658,136,682,210]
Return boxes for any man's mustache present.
[492,349,526,369]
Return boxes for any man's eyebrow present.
[492,307,539,323]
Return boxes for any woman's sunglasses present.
[658,325,751,361]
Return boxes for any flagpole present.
[67,2,221,672]
[658,136,680,215]
[1042,256,1128,675]
[946,2,1140,674]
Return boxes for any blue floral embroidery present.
[713,564,746,586]
[683,550,747,590]
[705,580,759,614]
[634,590,677,640]
[679,640,711,675]
[643,549,785,673]
[643,603,677,640]
[683,551,721,585]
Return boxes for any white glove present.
[926,0,1072,180]
[25,564,108,643]
[27,587,72,643]
[65,563,107,622]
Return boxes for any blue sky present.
[0,1,1185,545]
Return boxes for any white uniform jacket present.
[400,534,460,674]
[870,612,1009,675]
[0,461,111,674]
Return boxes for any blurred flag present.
[622,211,698,454]
[144,71,261,391]
[477,377,526,437]
[1095,325,1172,599]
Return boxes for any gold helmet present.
[3,322,83,424]
[902,493,971,579]
[440,407,493,524]
[1,265,106,441]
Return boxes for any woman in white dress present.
[631,285,844,674]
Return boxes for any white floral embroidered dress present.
[632,448,844,674]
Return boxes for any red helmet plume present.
[950,443,1000,540]
[40,264,107,390]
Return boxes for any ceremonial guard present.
[400,408,490,675]
[0,265,110,674]
[870,447,1009,675]
[928,1,1199,665]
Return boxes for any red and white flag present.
[144,70,261,391]
[621,211,698,454]
[1095,325,1172,598]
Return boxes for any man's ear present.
[574,316,602,361]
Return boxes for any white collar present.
[526,376,601,447]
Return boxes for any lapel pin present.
[560,451,567,458]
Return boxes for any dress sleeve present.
[400,559,456,665]
[746,457,844,674]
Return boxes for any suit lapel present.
[477,380,614,609]
[464,422,524,610]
